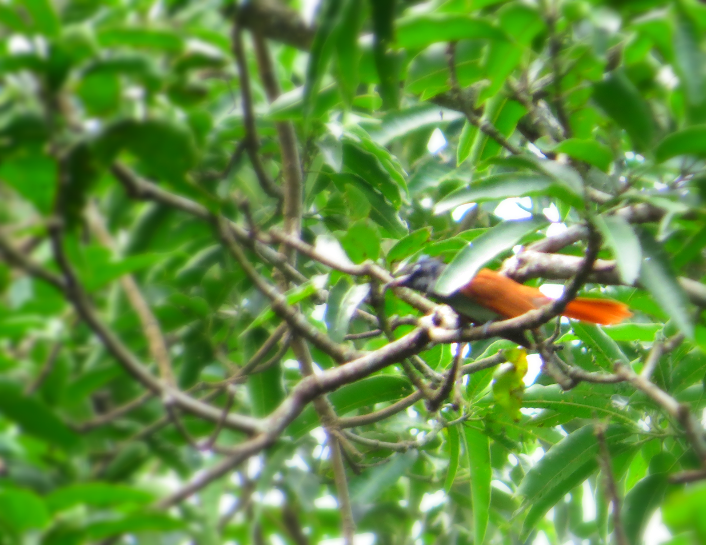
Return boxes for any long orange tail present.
[461,268,632,325]
[563,298,632,325]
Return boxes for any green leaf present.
[457,120,478,166]
[349,451,417,504]
[325,279,369,343]
[521,460,596,540]
[342,140,402,207]
[525,158,584,204]
[406,41,484,98]
[662,482,706,539]
[366,103,464,145]
[387,227,432,263]
[673,6,706,124]
[596,215,641,285]
[482,4,544,101]
[434,174,554,215]
[175,245,222,287]
[397,14,507,49]
[637,229,694,338]
[98,27,184,52]
[464,425,491,545]
[518,425,632,511]
[518,425,601,503]
[0,488,49,533]
[444,424,461,492]
[0,5,26,31]
[82,252,164,292]
[571,322,630,371]
[0,149,57,214]
[674,224,706,269]
[85,512,185,539]
[244,281,319,334]
[369,0,399,109]
[334,0,362,104]
[559,323,661,343]
[77,70,121,115]
[553,139,613,172]
[46,483,154,512]
[287,376,413,438]
[623,474,668,545]
[24,0,60,37]
[304,0,344,121]
[248,361,285,419]
[435,218,546,296]
[0,381,79,450]
[345,125,408,195]
[97,119,197,183]
[518,384,638,425]
[592,71,656,153]
[340,220,381,263]
[331,173,408,237]
[654,125,706,162]
[466,96,526,167]
[671,349,706,393]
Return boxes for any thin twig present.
[75,391,154,432]
[87,204,175,385]
[218,216,356,363]
[232,24,282,199]
[330,436,356,545]
[543,0,571,138]
[25,341,62,396]
[595,422,627,545]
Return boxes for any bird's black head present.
[389,257,446,294]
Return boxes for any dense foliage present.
[2,0,706,543]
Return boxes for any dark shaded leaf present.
[592,71,656,152]
[654,125,706,162]
[0,381,80,451]
[0,149,56,214]
[287,376,413,438]
[369,0,399,109]
[623,474,669,545]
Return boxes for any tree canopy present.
[1,0,706,543]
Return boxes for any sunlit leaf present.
[397,13,506,49]
[637,229,694,338]
[465,425,491,544]
[435,218,546,295]
[596,215,641,285]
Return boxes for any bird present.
[389,257,631,342]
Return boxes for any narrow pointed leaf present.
[637,230,694,338]
[654,125,706,162]
[465,425,491,545]
[444,424,461,492]
[596,215,641,285]
[435,218,546,296]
